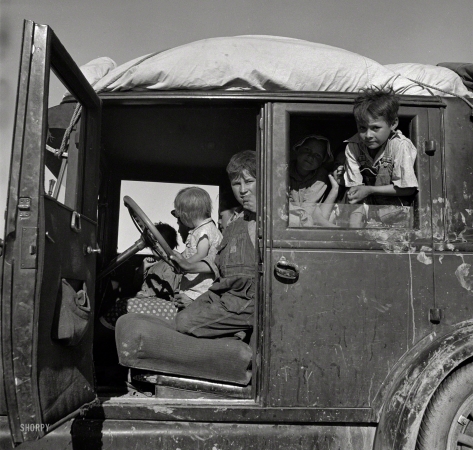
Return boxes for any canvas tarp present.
[74,36,472,97]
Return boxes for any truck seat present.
[115,313,252,386]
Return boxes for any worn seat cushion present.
[115,313,252,385]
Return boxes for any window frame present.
[269,102,436,250]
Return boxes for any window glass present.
[118,181,219,253]
[287,114,416,229]
[44,70,83,209]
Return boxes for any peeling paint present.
[278,206,288,222]
[455,263,473,294]
[416,246,432,265]
[364,229,411,253]
[152,406,176,414]
[463,181,471,201]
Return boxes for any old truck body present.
[1,20,473,449]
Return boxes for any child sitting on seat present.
[100,187,222,328]
[171,187,223,308]
[343,87,418,227]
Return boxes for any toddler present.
[100,187,222,328]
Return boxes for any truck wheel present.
[417,362,473,449]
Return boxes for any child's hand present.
[170,250,191,271]
[347,186,371,203]
[328,174,340,191]
[332,165,345,185]
[174,292,193,309]
[142,256,156,271]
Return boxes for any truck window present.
[117,181,219,254]
[287,113,416,230]
[44,71,84,210]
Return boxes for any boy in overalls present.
[343,88,418,227]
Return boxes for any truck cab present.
[1,20,473,449]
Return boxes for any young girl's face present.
[295,139,326,174]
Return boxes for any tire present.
[417,362,473,449]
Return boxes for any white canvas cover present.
[78,36,472,97]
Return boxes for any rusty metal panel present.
[70,420,375,450]
[441,98,473,249]
[37,199,96,426]
[2,20,101,446]
[267,249,435,408]
[433,253,473,325]
[432,98,473,326]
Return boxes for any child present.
[173,150,257,339]
[100,187,222,328]
[288,135,333,227]
[171,187,223,308]
[343,87,418,227]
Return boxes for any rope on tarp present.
[55,50,164,158]
[56,102,82,158]
[406,77,473,116]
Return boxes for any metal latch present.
[71,211,81,233]
[20,227,37,269]
[84,245,101,255]
[429,308,442,324]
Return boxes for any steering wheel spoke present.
[98,196,181,280]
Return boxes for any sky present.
[1,0,472,238]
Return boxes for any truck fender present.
[372,320,473,450]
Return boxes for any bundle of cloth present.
[70,35,472,97]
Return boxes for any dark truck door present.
[1,20,101,444]
[264,100,440,411]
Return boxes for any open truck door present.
[1,20,101,445]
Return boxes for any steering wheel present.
[98,196,180,281]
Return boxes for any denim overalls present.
[175,216,256,338]
[354,141,414,225]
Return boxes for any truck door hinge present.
[18,197,31,218]
[424,140,437,156]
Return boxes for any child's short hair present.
[173,187,212,228]
[226,150,256,181]
[353,87,399,126]
[154,222,178,249]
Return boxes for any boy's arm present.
[344,143,363,187]
[347,184,416,204]
[348,139,418,203]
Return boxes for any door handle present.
[84,245,101,255]
[70,211,81,232]
[274,256,299,282]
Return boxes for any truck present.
[1,19,473,449]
